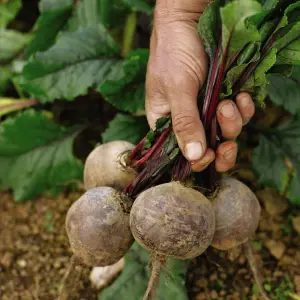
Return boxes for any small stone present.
[273,271,283,278]
[292,216,300,235]
[1,252,13,268]
[209,273,218,282]
[257,188,288,216]
[16,259,27,268]
[280,255,295,266]
[197,278,208,288]
[237,268,247,275]
[294,275,300,293]
[238,255,246,265]
[210,290,218,299]
[265,240,286,260]
[196,293,206,300]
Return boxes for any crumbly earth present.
[0,185,300,300]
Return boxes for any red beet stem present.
[129,136,146,161]
[132,127,172,167]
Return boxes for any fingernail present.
[240,95,251,108]
[184,142,204,161]
[220,103,235,119]
[223,149,237,161]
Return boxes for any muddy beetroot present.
[84,141,136,191]
[130,182,215,299]
[66,187,133,267]
[211,178,261,250]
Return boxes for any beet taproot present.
[84,141,136,191]
[66,187,133,267]
[210,177,261,250]
[130,182,215,299]
[130,182,215,259]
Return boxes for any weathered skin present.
[84,141,136,191]
[66,187,133,266]
[211,178,261,250]
[130,182,215,260]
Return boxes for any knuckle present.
[173,112,197,135]
[222,121,242,139]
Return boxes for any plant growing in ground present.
[0,0,300,299]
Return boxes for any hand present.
[145,1,255,172]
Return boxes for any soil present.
[0,183,299,300]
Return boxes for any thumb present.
[169,83,207,162]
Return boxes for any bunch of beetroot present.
[65,0,300,298]
[65,134,262,299]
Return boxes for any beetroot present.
[66,187,133,267]
[130,182,215,299]
[84,141,136,191]
[211,178,261,250]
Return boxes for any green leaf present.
[252,135,288,193]
[39,0,73,12]
[19,25,120,102]
[291,65,300,81]
[156,117,171,131]
[0,29,32,62]
[100,243,189,300]
[276,39,300,65]
[222,44,260,97]
[0,109,83,202]
[0,67,11,94]
[252,117,300,204]
[262,0,278,10]
[267,74,300,114]
[98,49,149,113]
[67,0,130,31]
[269,64,293,77]
[102,113,148,144]
[0,0,21,28]
[241,47,277,104]
[275,2,300,33]
[124,0,153,14]
[144,130,155,149]
[198,0,223,57]
[67,0,102,30]
[220,0,261,62]
[274,22,300,53]
[25,3,73,58]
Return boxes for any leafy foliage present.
[220,0,261,61]
[0,110,83,202]
[267,74,300,114]
[1,0,300,299]
[252,117,300,204]
[0,29,32,63]
[98,49,149,112]
[19,25,120,102]
[102,113,148,144]
[100,243,189,300]
[0,0,21,28]
[25,0,73,58]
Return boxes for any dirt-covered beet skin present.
[66,187,134,267]
[84,141,136,191]
[130,182,215,260]
[211,178,261,250]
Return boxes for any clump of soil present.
[0,185,299,300]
